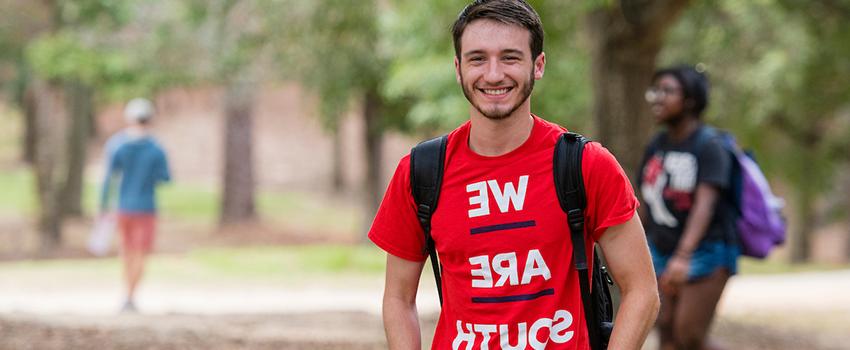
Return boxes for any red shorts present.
[117,213,157,253]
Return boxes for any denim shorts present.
[649,240,739,282]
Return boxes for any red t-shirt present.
[369,115,638,350]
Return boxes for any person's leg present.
[671,268,730,350]
[127,215,156,305]
[648,244,676,350]
[656,283,678,350]
[118,214,140,311]
[126,249,144,300]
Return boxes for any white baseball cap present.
[124,98,155,123]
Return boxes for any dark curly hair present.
[652,65,710,116]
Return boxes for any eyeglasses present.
[645,86,682,103]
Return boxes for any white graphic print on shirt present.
[641,151,697,228]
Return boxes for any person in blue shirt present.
[100,97,171,312]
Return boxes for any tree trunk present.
[790,145,819,263]
[12,63,38,164]
[32,79,69,251]
[791,183,815,263]
[585,0,690,179]
[21,84,38,165]
[220,80,257,226]
[361,89,384,241]
[331,123,345,194]
[61,80,94,217]
[845,170,850,263]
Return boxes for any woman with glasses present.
[638,65,739,350]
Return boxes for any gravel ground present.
[2,261,848,349]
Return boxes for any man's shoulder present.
[444,120,471,148]
[134,136,167,155]
[105,131,128,151]
[581,140,627,175]
[534,115,569,133]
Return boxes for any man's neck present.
[125,125,149,138]
[468,109,534,157]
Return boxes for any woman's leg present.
[672,268,730,350]
[656,281,678,350]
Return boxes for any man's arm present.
[598,213,660,349]
[157,149,172,183]
[99,148,120,214]
[383,253,425,350]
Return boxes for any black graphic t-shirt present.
[638,125,737,254]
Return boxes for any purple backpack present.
[705,128,787,258]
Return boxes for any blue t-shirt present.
[100,131,171,213]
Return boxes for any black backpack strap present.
[410,135,448,306]
[554,132,603,350]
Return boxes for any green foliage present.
[26,31,126,85]
[274,0,387,130]
[58,0,130,28]
[382,0,594,135]
[580,0,616,11]
[0,1,183,104]
[661,0,850,200]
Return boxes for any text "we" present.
[467,175,529,218]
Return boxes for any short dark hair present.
[451,0,544,60]
[652,65,710,116]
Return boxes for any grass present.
[738,258,850,275]
[0,244,387,284]
[0,166,358,234]
[0,107,21,164]
[3,241,845,281]
[257,191,359,234]
[0,104,356,232]
[0,168,36,215]
[179,245,386,278]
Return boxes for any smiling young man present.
[369,1,659,349]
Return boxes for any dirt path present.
[2,269,849,349]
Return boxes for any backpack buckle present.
[567,208,584,230]
[601,265,614,285]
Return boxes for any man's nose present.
[484,60,505,83]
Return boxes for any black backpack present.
[410,132,614,350]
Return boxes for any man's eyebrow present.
[462,50,486,58]
[501,49,524,56]
[462,48,526,58]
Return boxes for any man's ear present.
[455,56,461,83]
[534,52,546,80]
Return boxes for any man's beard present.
[460,69,535,120]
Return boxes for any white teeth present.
[483,88,509,95]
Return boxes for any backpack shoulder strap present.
[410,135,448,306]
[554,132,602,349]
[693,125,726,154]
[554,132,589,229]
